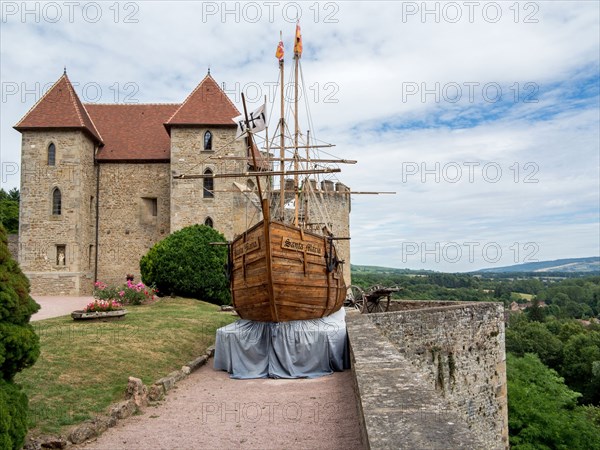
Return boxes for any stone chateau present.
[14,71,351,295]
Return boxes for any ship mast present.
[293,23,301,227]
[278,31,286,221]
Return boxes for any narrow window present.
[141,197,158,222]
[204,130,213,150]
[56,245,66,265]
[203,169,214,198]
[88,245,94,269]
[52,188,62,215]
[204,217,214,228]
[48,143,56,166]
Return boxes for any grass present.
[513,292,534,300]
[15,297,237,436]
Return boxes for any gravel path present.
[31,296,94,321]
[75,364,364,450]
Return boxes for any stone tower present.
[14,73,100,294]
[166,75,259,238]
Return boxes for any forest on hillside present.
[351,267,600,448]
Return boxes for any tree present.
[0,189,19,234]
[526,297,546,322]
[508,353,600,449]
[0,223,40,448]
[140,224,230,304]
[506,320,563,369]
[561,331,600,404]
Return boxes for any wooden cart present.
[344,285,401,313]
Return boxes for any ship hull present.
[231,220,347,322]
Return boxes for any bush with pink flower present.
[84,299,123,312]
[93,278,157,306]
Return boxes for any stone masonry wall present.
[170,126,261,239]
[19,130,97,295]
[7,234,18,260]
[368,301,508,448]
[96,163,170,286]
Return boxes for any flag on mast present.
[233,103,267,140]
[276,38,284,60]
[294,23,302,57]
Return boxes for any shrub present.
[0,379,28,450]
[94,280,156,306]
[140,225,229,305]
[0,223,40,448]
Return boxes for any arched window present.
[204,130,213,150]
[52,188,62,215]
[203,169,214,198]
[204,217,214,228]
[48,143,56,166]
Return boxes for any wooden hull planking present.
[231,220,347,322]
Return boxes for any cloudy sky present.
[1,1,598,272]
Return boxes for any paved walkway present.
[31,296,93,321]
[75,364,364,450]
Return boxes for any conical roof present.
[14,73,103,144]
[164,74,239,131]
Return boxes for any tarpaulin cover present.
[213,308,349,379]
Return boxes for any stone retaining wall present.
[346,300,508,449]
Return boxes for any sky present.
[1,1,599,272]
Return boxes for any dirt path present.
[75,364,364,450]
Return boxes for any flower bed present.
[94,279,157,306]
[85,299,123,312]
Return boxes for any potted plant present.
[71,299,127,320]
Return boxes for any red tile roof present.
[88,104,178,161]
[14,73,240,161]
[14,74,103,144]
[164,75,240,130]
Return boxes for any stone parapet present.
[346,300,508,449]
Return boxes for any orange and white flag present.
[294,23,302,57]
[276,39,284,60]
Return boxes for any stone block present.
[68,422,97,444]
[125,376,148,408]
[186,354,208,372]
[148,384,165,402]
[109,399,136,420]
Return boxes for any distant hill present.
[351,265,435,275]
[475,257,600,274]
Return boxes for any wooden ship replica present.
[233,25,353,322]
[179,26,355,322]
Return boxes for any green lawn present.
[15,297,237,436]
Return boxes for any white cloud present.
[1,0,598,271]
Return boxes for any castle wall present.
[7,234,18,260]
[18,130,97,295]
[367,301,508,448]
[96,163,170,286]
[169,127,260,239]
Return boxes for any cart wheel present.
[366,298,387,314]
[347,285,366,312]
